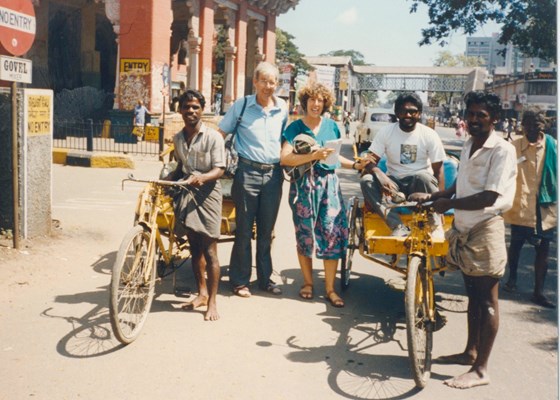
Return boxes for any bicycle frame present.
[126,176,190,282]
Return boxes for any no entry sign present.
[0,0,36,56]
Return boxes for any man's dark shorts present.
[510,224,555,243]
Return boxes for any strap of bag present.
[232,96,248,138]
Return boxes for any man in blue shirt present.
[219,62,288,297]
[133,100,150,140]
[133,100,150,126]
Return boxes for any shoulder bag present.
[223,96,248,179]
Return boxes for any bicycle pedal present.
[433,311,447,332]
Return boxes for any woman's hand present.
[352,158,371,171]
[312,147,335,161]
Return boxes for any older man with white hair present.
[219,62,289,298]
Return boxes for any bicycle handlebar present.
[121,173,191,190]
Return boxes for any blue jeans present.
[229,162,283,289]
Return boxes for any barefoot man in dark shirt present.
[165,89,225,321]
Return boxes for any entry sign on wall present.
[0,0,36,56]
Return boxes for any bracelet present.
[352,161,357,170]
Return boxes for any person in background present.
[218,62,288,298]
[164,89,225,321]
[455,117,466,138]
[132,99,150,141]
[410,91,517,389]
[505,118,515,141]
[360,92,446,237]
[343,111,351,138]
[503,107,557,308]
[280,82,368,307]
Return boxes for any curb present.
[53,148,135,169]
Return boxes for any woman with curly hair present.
[280,82,368,307]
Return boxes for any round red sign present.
[0,0,36,56]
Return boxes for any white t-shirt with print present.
[368,122,446,179]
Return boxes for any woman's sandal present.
[326,291,345,308]
[299,284,314,300]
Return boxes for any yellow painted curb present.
[52,148,69,165]
[90,154,135,169]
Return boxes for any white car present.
[355,108,397,153]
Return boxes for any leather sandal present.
[299,284,314,300]
[326,291,344,308]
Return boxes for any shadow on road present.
[280,265,465,399]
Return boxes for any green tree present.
[212,25,227,92]
[320,49,366,66]
[275,28,311,76]
[433,51,483,68]
[430,51,483,106]
[409,0,556,61]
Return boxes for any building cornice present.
[246,0,300,16]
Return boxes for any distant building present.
[466,33,506,73]
[2,0,300,115]
[488,71,557,120]
[469,33,557,121]
[467,33,556,76]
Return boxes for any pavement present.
[0,134,557,400]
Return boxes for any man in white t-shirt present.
[360,92,446,236]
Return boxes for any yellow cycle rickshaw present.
[341,157,459,388]
[109,146,238,345]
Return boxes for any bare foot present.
[204,302,219,321]
[181,295,208,310]
[444,369,490,389]
[434,352,476,365]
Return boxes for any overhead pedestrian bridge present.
[350,66,487,93]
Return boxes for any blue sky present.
[277,0,501,67]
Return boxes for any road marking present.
[53,198,134,211]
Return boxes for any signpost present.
[160,64,170,160]
[0,55,32,83]
[0,0,36,56]
[0,0,36,250]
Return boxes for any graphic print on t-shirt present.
[400,144,417,164]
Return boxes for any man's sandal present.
[233,285,251,298]
[299,284,314,300]
[326,291,344,308]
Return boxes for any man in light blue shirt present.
[219,62,288,297]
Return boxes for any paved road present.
[0,135,556,400]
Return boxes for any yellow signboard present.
[145,126,159,142]
[27,94,51,136]
[120,58,150,73]
[339,69,348,91]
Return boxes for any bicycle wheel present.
[109,225,156,344]
[340,197,359,292]
[405,255,433,388]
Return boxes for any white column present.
[223,45,237,112]
[187,31,202,90]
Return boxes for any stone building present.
[20,0,299,114]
